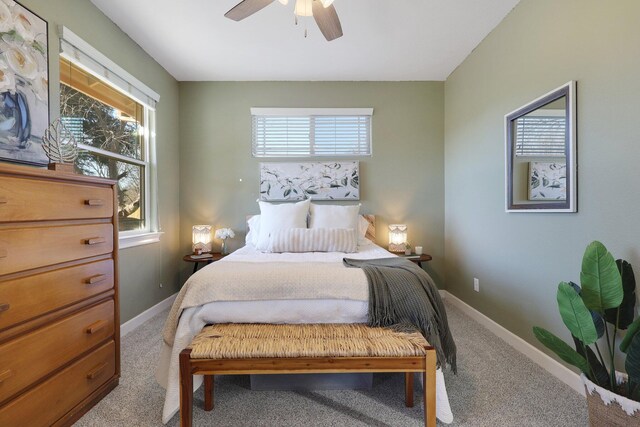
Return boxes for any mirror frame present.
[505,81,577,212]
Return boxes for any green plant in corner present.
[533,241,640,401]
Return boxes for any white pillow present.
[267,228,357,253]
[256,199,310,251]
[309,204,360,242]
[245,215,261,247]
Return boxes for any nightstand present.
[183,252,227,274]
[404,253,433,268]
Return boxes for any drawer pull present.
[86,363,108,380]
[0,196,6,204]
[85,320,108,334]
[0,249,6,258]
[87,274,108,285]
[0,369,13,382]
[85,199,104,206]
[85,237,106,246]
[0,303,9,313]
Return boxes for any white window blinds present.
[59,26,160,109]
[251,108,373,157]
[515,112,566,157]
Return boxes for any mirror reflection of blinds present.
[515,116,566,156]
[252,115,371,157]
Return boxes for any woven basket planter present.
[582,373,640,426]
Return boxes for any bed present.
[157,213,454,424]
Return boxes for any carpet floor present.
[74,301,588,426]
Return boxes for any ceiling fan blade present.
[225,0,276,21]
[312,2,343,41]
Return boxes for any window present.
[59,27,161,246]
[251,108,373,157]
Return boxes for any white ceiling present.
[90,0,520,81]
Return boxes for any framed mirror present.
[505,81,576,212]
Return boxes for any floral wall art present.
[528,161,567,201]
[260,161,360,201]
[0,0,48,166]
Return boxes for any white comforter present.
[157,242,453,424]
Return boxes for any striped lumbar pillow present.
[266,228,357,253]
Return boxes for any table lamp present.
[192,225,212,254]
[388,224,407,253]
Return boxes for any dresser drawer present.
[0,176,113,222]
[0,299,114,401]
[0,223,113,275]
[0,259,114,331]
[0,340,115,427]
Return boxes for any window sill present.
[119,231,163,250]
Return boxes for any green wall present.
[444,0,640,357]
[179,82,445,285]
[23,0,182,322]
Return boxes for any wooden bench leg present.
[405,372,414,407]
[180,349,193,427]
[423,350,436,427]
[204,374,214,411]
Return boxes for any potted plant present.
[533,241,640,426]
[214,227,235,255]
[404,243,412,255]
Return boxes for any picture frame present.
[0,0,50,166]
[528,161,567,201]
[259,161,360,201]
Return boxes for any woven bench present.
[179,323,436,427]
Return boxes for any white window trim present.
[119,231,164,250]
[250,108,373,116]
[59,28,161,248]
[59,26,160,109]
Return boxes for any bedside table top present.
[409,254,433,263]
[183,252,227,263]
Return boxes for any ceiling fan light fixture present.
[294,0,313,17]
[319,0,335,7]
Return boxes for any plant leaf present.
[591,311,605,339]
[568,281,604,338]
[573,336,610,388]
[625,333,640,389]
[604,260,637,329]
[620,317,640,353]
[533,327,589,373]
[632,383,640,401]
[557,282,598,345]
[580,241,623,312]
[569,281,581,294]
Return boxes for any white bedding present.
[157,242,453,424]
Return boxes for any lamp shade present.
[192,225,212,253]
[388,224,407,252]
[294,0,313,16]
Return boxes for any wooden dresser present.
[0,163,119,426]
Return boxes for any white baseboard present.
[440,290,584,396]
[120,292,177,337]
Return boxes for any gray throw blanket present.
[343,257,457,373]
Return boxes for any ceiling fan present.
[225,0,343,41]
